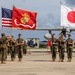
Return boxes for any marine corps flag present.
[12,7,37,30]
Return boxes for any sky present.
[0,0,75,41]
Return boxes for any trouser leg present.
[18,48,23,59]
[61,48,64,60]
[52,47,56,60]
[68,48,72,59]
[10,47,15,61]
[1,48,6,64]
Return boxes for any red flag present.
[12,7,37,30]
[47,40,51,47]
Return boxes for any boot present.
[18,58,22,62]
[3,61,6,64]
[11,58,15,61]
[13,58,15,61]
[1,61,3,64]
[53,59,55,62]
[69,59,71,62]
[1,61,6,64]
[61,59,64,62]
[51,59,55,62]
[67,59,69,62]
[11,58,13,61]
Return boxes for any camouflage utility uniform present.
[58,35,65,62]
[0,33,7,64]
[16,34,24,61]
[8,36,15,61]
[23,41,27,55]
[66,35,74,62]
[51,38,58,62]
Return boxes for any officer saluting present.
[66,34,74,62]
[16,34,24,61]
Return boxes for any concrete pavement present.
[0,51,75,75]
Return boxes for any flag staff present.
[60,2,62,34]
[1,6,4,33]
[10,5,15,36]
[2,27,4,33]
[10,28,12,35]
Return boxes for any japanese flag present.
[61,5,75,28]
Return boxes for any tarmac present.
[0,49,75,75]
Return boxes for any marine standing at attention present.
[16,34,24,61]
[66,34,74,62]
[58,34,65,62]
[51,34,58,62]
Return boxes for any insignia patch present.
[20,14,30,24]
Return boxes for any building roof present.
[27,38,39,39]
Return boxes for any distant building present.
[39,41,48,48]
[27,38,39,48]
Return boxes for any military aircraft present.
[19,26,75,40]
[36,27,75,40]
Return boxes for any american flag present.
[2,8,12,27]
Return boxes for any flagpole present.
[60,2,62,34]
[10,5,15,36]
[10,28,12,35]
[2,27,4,33]
[36,22,38,29]
[1,6,4,33]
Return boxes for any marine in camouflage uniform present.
[51,34,58,62]
[6,36,10,55]
[23,41,27,55]
[8,36,15,61]
[0,33,7,64]
[4,40,8,61]
[16,34,24,61]
[58,34,65,62]
[66,34,74,62]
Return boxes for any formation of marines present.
[0,33,27,64]
[51,33,74,62]
[0,32,74,64]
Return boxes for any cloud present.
[37,12,56,27]
[64,0,75,6]
[0,0,61,41]
[53,21,60,27]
